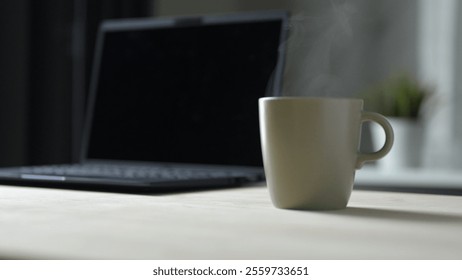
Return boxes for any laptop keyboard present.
[14,163,248,181]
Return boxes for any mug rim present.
[259,96,363,103]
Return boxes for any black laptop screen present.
[85,15,285,167]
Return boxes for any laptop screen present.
[84,12,287,167]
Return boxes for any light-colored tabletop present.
[0,183,461,259]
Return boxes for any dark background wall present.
[0,0,152,167]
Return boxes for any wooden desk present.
[1,184,461,259]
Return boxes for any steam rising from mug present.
[283,0,357,97]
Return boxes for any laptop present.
[0,11,288,192]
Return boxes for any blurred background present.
[0,0,460,172]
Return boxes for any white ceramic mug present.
[259,97,394,210]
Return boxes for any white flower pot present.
[370,117,423,171]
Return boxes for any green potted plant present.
[361,74,427,119]
[360,74,431,170]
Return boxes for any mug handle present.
[356,112,394,169]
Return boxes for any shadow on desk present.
[330,206,462,224]
[0,181,266,196]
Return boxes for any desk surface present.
[1,184,462,259]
